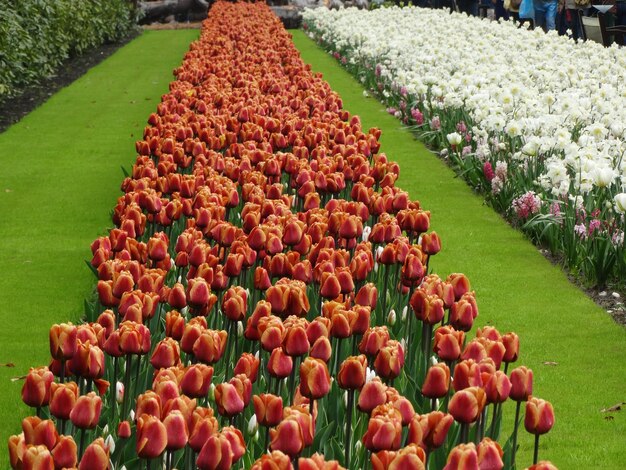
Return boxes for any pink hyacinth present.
[411,108,424,125]
[511,191,542,220]
[483,162,495,182]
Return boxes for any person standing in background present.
[534,0,564,30]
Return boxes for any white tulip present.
[614,193,626,213]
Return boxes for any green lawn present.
[0,29,198,464]
[291,30,626,469]
[0,26,624,469]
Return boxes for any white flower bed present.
[303,6,626,198]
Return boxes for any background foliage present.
[0,0,136,98]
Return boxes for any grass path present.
[291,30,626,469]
[0,30,198,463]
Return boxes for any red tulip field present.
[1,1,625,469]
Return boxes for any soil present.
[2,23,624,328]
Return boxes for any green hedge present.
[0,0,136,98]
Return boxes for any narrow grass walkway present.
[0,30,198,463]
[292,30,626,469]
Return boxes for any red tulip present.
[362,404,403,452]
[193,329,228,364]
[67,341,105,379]
[359,326,390,356]
[283,316,311,356]
[136,414,167,459]
[78,437,109,470]
[268,347,293,378]
[22,445,54,470]
[525,461,559,470]
[453,359,483,391]
[484,371,511,404]
[251,451,294,470]
[49,323,78,360]
[70,392,102,430]
[449,387,486,424]
[270,418,305,458]
[165,310,185,340]
[373,340,404,380]
[299,357,331,399]
[135,391,162,420]
[355,282,378,308]
[51,435,77,469]
[446,273,471,300]
[8,433,27,469]
[410,291,445,325]
[407,412,454,449]
[510,366,533,401]
[222,286,248,322]
[299,453,346,470]
[214,382,245,417]
[118,321,151,355]
[150,337,181,369]
[118,420,132,439]
[371,444,426,470]
[525,397,555,435]
[477,438,504,470]
[22,416,58,450]
[337,355,367,390]
[421,362,450,399]
[253,393,284,427]
[21,367,54,408]
[502,332,520,364]
[421,231,442,255]
[188,407,220,452]
[163,410,189,450]
[180,364,214,398]
[49,381,78,420]
[358,378,388,413]
[443,442,479,470]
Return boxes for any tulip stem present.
[345,389,355,468]
[264,425,270,452]
[60,360,66,384]
[381,265,389,320]
[146,458,152,470]
[533,433,540,464]
[488,403,500,439]
[458,422,469,444]
[121,354,133,421]
[431,397,437,412]
[79,428,86,460]
[511,400,522,469]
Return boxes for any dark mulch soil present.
[0,31,139,134]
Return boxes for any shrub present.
[0,0,136,98]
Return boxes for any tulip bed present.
[302,6,626,289]
[8,2,557,469]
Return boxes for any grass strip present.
[0,29,198,464]
[291,29,626,469]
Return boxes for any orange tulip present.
[51,435,77,469]
[477,438,504,470]
[510,366,533,402]
[163,409,189,450]
[150,337,181,369]
[78,437,109,470]
[21,367,54,408]
[358,378,388,414]
[49,381,79,420]
[362,404,403,452]
[299,453,346,470]
[214,382,245,417]
[22,445,54,470]
[251,450,294,470]
[371,444,426,470]
[443,442,478,470]
[136,414,167,459]
[180,363,214,398]
[253,393,283,427]
[525,397,555,435]
[421,362,450,399]
[8,433,27,469]
[449,387,486,424]
[49,323,78,360]
[270,417,305,458]
[69,392,102,430]
[337,355,367,390]
[188,407,220,452]
[192,329,228,364]
[299,357,331,399]
[373,340,404,380]
[22,416,58,450]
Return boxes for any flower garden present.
[1,1,625,470]
[303,6,626,288]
